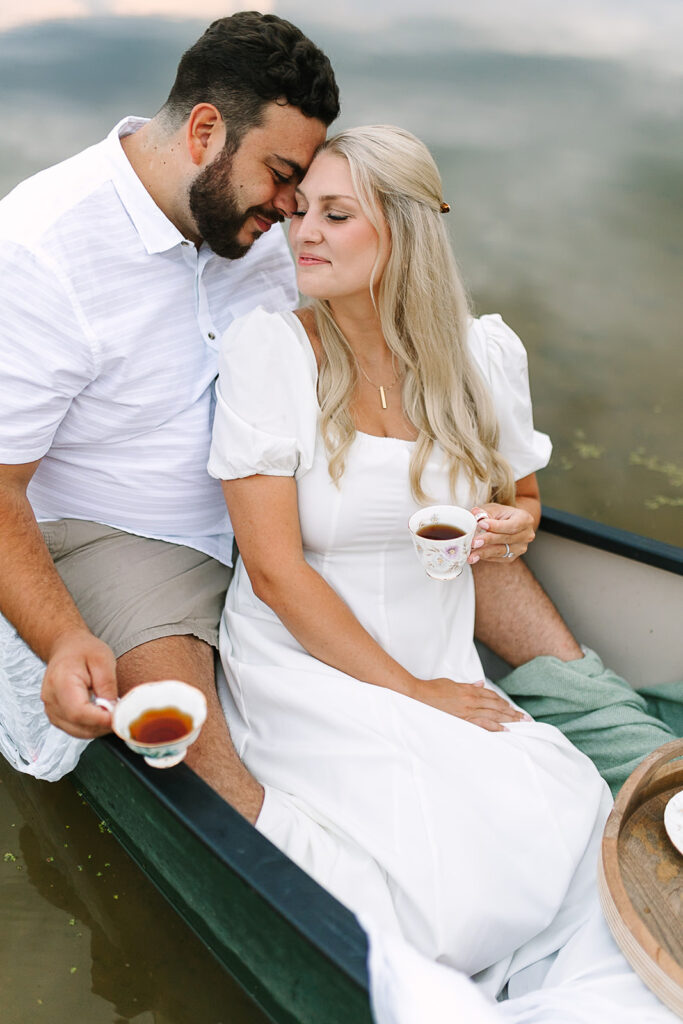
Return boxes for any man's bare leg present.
[473,559,583,667]
[116,635,264,824]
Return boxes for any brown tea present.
[416,524,466,541]
[129,706,193,745]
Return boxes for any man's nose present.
[274,183,298,218]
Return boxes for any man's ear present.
[186,104,225,166]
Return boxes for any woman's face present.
[288,151,390,304]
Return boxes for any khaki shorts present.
[39,519,232,659]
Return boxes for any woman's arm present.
[222,474,527,731]
[469,472,540,564]
[224,474,416,694]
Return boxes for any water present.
[0,756,269,1024]
[0,5,680,1021]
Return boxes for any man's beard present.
[188,147,283,260]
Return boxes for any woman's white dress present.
[207,308,650,1010]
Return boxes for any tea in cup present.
[408,504,482,581]
[111,680,207,768]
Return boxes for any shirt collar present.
[105,116,188,256]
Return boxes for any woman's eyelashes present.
[291,207,350,222]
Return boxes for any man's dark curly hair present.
[162,11,339,152]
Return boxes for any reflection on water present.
[0,757,269,1024]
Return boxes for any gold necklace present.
[356,353,402,410]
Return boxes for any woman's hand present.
[407,677,530,732]
[467,472,541,564]
[468,503,536,564]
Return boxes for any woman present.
[207,127,672,1018]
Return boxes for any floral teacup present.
[408,505,481,581]
[111,680,207,769]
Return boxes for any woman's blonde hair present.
[308,124,515,506]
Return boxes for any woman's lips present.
[297,254,330,265]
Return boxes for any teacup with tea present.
[111,680,207,768]
[408,504,484,581]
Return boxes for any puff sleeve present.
[467,314,552,480]
[207,308,319,481]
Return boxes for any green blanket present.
[497,648,683,796]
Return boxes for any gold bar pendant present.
[379,386,387,409]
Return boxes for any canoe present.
[71,506,683,1024]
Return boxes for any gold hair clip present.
[440,202,450,214]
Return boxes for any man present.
[0,12,338,822]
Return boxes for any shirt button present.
[180,240,190,247]
[208,332,216,340]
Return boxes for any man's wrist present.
[45,621,97,662]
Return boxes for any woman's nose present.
[294,210,323,242]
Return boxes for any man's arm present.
[0,461,115,737]
[0,467,265,820]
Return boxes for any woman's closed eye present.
[292,208,350,222]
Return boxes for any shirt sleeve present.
[0,244,96,464]
[467,313,552,480]
[207,308,319,481]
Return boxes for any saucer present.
[663,789,683,855]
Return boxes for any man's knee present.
[116,633,216,695]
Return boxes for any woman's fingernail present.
[469,554,480,564]
[473,538,484,549]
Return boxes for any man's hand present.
[2,461,118,738]
[408,677,531,732]
[41,629,118,738]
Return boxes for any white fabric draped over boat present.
[362,906,678,1024]
[0,612,89,779]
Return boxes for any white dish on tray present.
[663,789,683,856]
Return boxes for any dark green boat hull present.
[73,738,373,1024]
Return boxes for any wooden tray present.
[599,737,683,1017]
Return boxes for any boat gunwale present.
[540,506,682,575]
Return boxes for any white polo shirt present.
[0,117,298,565]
